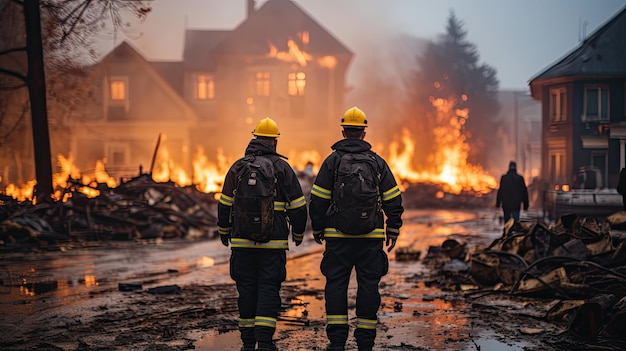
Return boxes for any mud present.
[0,209,616,350]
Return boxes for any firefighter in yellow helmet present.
[309,106,404,351]
[218,117,307,351]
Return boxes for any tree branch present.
[0,68,27,83]
[0,47,27,57]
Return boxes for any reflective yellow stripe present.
[274,201,287,211]
[230,238,289,249]
[382,185,401,201]
[286,196,306,209]
[255,316,277,328]
[383,185,400,201]
[219,193,233,206]
[356,317,377,329]
[217,226,230,235]
[323,227,385,239]
[311,184,331,200]
[292,232,304,241]
[327,314,349,325]
[238,318,255,328]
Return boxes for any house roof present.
[99,41,197,121]
[151,61,184,93]
[210,0,352,57]
[182,30,230,70]
[529,5,626,97]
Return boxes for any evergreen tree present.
[405,10,501,169]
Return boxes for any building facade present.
[68,0,353,180]
[529,5,626,190]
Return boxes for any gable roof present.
[98,41,197,121]
[183,30,230,70]
[529,5,626,96]
[210,0,352,57]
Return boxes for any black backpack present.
[231,154,277,243]
[331,151,382,234]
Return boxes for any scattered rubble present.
[420,212,626,349]
[0,174,219,249]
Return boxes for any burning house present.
[67,0,352,184]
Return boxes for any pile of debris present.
[0,174,218,249]
[423,213,626,346]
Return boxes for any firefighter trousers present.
[230,249,287,347]
[320,239,389,350]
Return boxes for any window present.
[583,86,609,121]
[255,72,270,96]
[549,151,566,186]
[549,87,566,122]
[196,75,214,100]
[109,77,127,101]
[288,72,306,96]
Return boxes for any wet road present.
[0,208,543,350]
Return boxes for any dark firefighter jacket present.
[217,139,307,249]
[496,169,529,212]
[309,139,403,239]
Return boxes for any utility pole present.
[24,0,53,200]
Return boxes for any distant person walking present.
[496,161,529,222]
[617,167,626,210]
[309,106,404,351]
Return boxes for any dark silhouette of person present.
[496,161,529,222]
[617,167,626,210]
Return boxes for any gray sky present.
[99,0,626,90]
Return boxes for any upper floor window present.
[109,77,128,101]
[288,72,306,96]
[583,85,609,121]
[255,72,270,96]
[549,87,566,122]
[196,75,215,100]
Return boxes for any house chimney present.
[247,0,256,17]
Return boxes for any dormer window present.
[196,75,215,100]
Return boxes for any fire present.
[387,97,497,195]
[268,38,312,67]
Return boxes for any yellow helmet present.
[252,117,280,138]
[341,106,368,128]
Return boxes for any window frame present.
[582,85,610,122]
[195,74,215,101]
[287,71,306,96]
[109,76,128,102]
[549,87,567,122]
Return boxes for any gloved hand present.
[385,229,399,252]
[313,230,324,245]
[220,234,230,247]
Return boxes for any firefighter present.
[217,117,308,351]
[309,107,404,351]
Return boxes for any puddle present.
[466,330,536,351]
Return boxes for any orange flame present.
[387,97,497,194]
[268,38,312,67]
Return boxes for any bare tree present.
[0,0,151,200]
